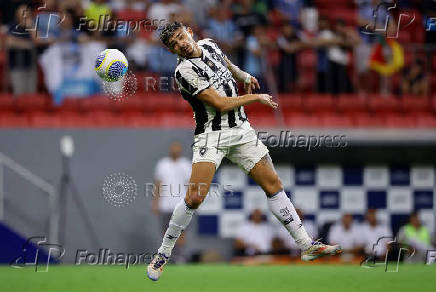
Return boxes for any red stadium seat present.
[158,113,195,128]
[416,116,436,128]
[59,113,95,128]
[0,94,15,113]
[384,115,416,128]
[368,95,400,114]
[59,97,83,113]
[246,113,278,128]
[29,113,62,128]
[353,114,384,128]
[0,114,29,127]
[279,95,303,113]
[15,93,51,113]
[337,94,368,114]
[92,112,126,128]
[319,114,354,128]
[80,95,118,112]
[125,114,159,128]
[400,96,431,115]
[284,114,320,128]
[116,95,147,115]
[304,94,335,114]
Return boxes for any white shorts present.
[192,122,269,173]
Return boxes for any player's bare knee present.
[185,183,208,208]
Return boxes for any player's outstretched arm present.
[197,87,278,112]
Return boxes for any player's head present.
[159,21,196,58]
[169,141,183,160]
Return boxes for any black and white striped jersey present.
[174,38,248,135]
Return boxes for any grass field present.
[0,264,434,292]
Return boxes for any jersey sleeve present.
[175,63,211,96]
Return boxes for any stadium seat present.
[116,95,147,115]
[279,95,304,115]
[416,116,436,128]
[353,114,384,128]
[337,94,368,114]
[92,112,126,128]
[368,95,400,115]
[400,96,431,115]
[284,114,320,128]
[59,97,83,113]
[157,113,195,128]
[384,115,416,128]
[59,113,95,128]
[319,114,354,128]
[80,95,118,112]
[15,93,51,113]
[0,94,15,113]
[0,114,29,127]
[246,113,278,128]
[125,114,159,128]
[304,94,335,114]
[29,113,62,128]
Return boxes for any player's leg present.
[248,154,342,260]
[248,154,313,251]
[147,162,216,281]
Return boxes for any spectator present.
[355,0,396,93]
[326,19,359,94]
[311,16,332,93]
[183,0,217,28]
[277,23,305,93]
[234,209,273,256]
[243,25,270,91]
[232,0,267,66]
[152,141,191,263]
[205,6,243,61]
[358,209,392,259]
[6,4,37,95]
[401,59,428,96]
[84,0,112,31]
[273,0,304,27]
[398,212,433,262]
[328,213,361,258]
[273,208,317,255]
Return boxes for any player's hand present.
[244,76,260,93]
[257,94,278,109]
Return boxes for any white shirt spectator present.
[358,222,392,256]
[154,157,191,212]
[328,222,361,250]
[236,221,273,254]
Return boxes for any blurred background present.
[0,0,435,267]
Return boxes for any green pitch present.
[0,264,434,292]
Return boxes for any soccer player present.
[147,22,342,281]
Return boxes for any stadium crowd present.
[1,0,435,98]
[232,208,434,263]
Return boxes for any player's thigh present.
[185,162,216,208]
[248,154,283,196]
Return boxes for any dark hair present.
[159,21,184,47]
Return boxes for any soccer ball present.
[95,49,128,82]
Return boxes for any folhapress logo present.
[10,236,65,272]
